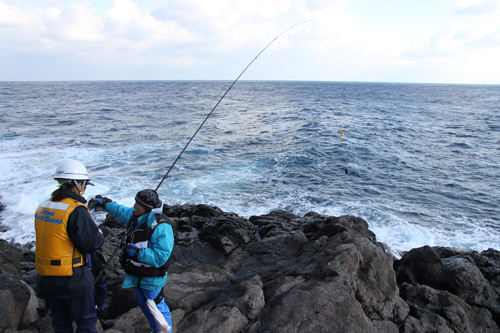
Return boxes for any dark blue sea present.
[1,81,499,257]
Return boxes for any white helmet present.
[54,160,94,186]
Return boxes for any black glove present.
[94,195,112,207]
[87,198,98,210]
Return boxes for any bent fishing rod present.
[94,21,310,284]
[155,20,311,191]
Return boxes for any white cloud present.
[0,2,30,26]
[50,2,105,41]
[396,14,500,83]
[455,0,500,15]
[1,0,500,83]
[103,0,195,50]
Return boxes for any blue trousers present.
[47,293,98,333]
[134,287,173,333]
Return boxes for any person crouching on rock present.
[35,160,104,333]
[93,189,174,333]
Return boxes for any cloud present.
[455,0,500,15]
[1,0,500,83]
[47,2,105,42]
[103,0,195,47]
[396,14,500,84]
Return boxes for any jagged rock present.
[108,307,150,333]
[163,262,234,311]
[191,204,225,219]
[107,285,138,318]
[29,314,54,333]
[176,275,265,332]
[310,215,377,241]
[25,313,104,333]
[101,213,125,229]
[0,240,22,279]
[21,262,37,289]
[401,312,454,333]
[172,239,225,265]
[0,274,31,332]
[400,282,500,333]
[249,213,294,238]
[395,246,499,311]
[264,228,409,323]
[248,276,394,333]
[199,214,257,255]
[440,256,495,307]
[244,231,309,281]
[18,282,42,330]
[3,204,500,333]
[163,203,224,221]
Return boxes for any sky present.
[1,0,500,84]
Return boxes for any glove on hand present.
[94,195,112,207]
[126,243,140,259]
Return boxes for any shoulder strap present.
[154,213,167,229]
[154,213,178,238]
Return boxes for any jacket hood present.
[147,198,164,222]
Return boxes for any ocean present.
[0,81,499,257]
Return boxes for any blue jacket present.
[105,199,174,290]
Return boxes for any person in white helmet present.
[35,160,104,333]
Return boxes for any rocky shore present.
[2,204,500,332]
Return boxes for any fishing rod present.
[155,20,311,191]
[94,21,311,284]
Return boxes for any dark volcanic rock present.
[176,275,265,333]
[400,282,499,333]
[164,262,235,311]
[0,239,22,279]
[198,213,257,255]
[248,276,395,333]
[0,274,32,331]
[3,203,500,333]
[395,246,500,331]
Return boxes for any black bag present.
[119,214,175,277]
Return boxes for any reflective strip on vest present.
[39,201,70,211]
[35,256,82,267]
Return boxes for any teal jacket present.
[105,200,174,290]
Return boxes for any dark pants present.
[91,251,107,313]
[47,293,98,333]
[94,277,107,312]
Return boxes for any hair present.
[51,180,79,202]
[141,205,152,214]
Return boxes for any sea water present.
[1,81,499,257]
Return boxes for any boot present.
[99,318,115,330]
[97,310,115,330]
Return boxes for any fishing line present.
[340,130,348,174]
[94,21,312,284]
[155,20,312,191]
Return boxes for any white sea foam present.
[0,146,498,258]
[1,81,499,258]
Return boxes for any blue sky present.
[1,0,499,83]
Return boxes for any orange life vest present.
[35,198,87,276]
